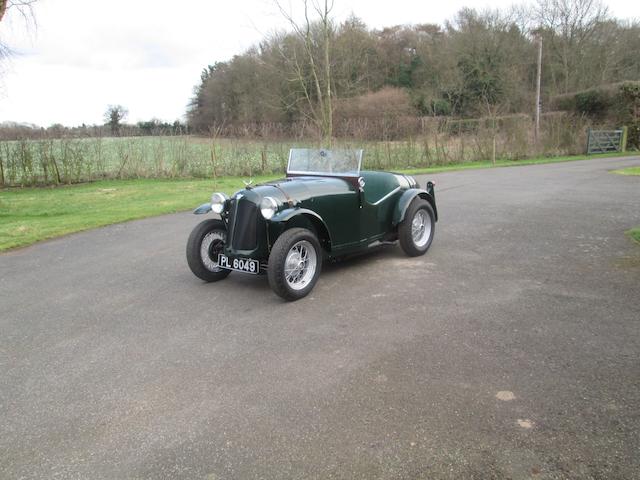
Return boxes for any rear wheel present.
[186,219,231,282]
[268,228,322,301]
[398,199,435,256]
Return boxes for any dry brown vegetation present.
[0,112,595,187]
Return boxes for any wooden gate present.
[586,128,628,154]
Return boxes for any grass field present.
[1,151,638,251]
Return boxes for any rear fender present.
[393,185,438,225]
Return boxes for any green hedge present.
[550,82,640,149]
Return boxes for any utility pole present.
[535,33,543,143]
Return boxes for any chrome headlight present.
[260,196,278,220]
[210,192,228,214]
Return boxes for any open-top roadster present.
[186,149,437,300]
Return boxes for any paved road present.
[1,157,639,479]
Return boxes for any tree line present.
[187,0,640,140]
[0,113,190,141]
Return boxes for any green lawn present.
[0,175,278,251]
[611,166,640,176]
[628,228,640,244]
[1,151,638,251]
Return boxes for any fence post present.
[621,126,628,153]
[0,145,4,187]
[586,128,592,155]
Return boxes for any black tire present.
[268,228,322,301]
[186,219,231,282]
[398,198,435,257]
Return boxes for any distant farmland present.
[0,115,591,187]
[0,136,289,186]
[0,136,473,186]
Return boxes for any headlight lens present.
[260,196,278,220]
[210,192,228,214]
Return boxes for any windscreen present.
[287,149,362,177]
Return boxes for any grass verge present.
[611,167,640,245]
[400,151,637,175]
[611,166,640,176]
[0,151,637,251]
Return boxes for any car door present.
[359,174,402,242]
[304,180,362,251]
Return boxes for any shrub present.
[574,90,611,117]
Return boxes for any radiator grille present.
[228,198,258,250]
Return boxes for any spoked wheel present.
[399,198,435,256]
[268,228,322,301]
[186,219,231,282]
[283,240,318,289]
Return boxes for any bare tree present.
[0,0,38,64]
[186,3,640,142]
[104,105,128,136]
[276,0,334,146]
[532,0,609,93]
[0,0,38,23]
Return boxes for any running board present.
[367,240,398,248]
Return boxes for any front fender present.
[393,186,438,225]
[270,207,320,223]
[193,203,212,214]
[270,208,333,252]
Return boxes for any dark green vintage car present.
[186,149,437,301]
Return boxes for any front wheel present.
[268,228,322,301]
[186,219,231,282]
[398,199,435,257]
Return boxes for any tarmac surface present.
[1,156,639,479]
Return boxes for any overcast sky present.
[0,0,638,127]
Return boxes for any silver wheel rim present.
[284,240,317,291]
[411,209,431,248]
[200,231,226,272]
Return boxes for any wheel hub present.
[284,240,317,290]
[200,231,226,272]
[411,210,431,247]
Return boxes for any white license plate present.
[218,254,259,274]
